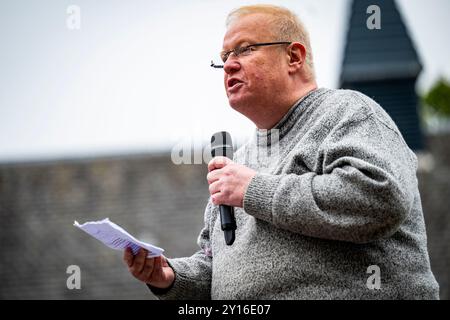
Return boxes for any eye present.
[221,51,231,63]
[241,46,253,55]
[236,46,252,56]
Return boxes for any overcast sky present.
[1,0,449,163]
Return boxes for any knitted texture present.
[153,88,439,300]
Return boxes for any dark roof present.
[341,0,422,83]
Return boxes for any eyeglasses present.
[210,41,292,69]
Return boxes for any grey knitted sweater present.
[154,88,439,300]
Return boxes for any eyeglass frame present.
[210,41,292,69]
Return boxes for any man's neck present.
[256,82,318,130]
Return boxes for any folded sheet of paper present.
[74,218,164,258]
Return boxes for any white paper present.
[74,218,164,258]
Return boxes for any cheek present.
[245,65,265,84]
[250,61,279,86]
[248,70,274,91]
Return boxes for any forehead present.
[222,13,274,50]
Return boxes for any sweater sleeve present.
[243,114,417,244]
[150,201,214,299]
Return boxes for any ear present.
[287,42,306,73]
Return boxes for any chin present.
[228,99,244,112]
[228,99,253,119]
[228,94,248,110]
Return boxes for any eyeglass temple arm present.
[211,61,224,69]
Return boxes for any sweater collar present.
[255,88,326,147]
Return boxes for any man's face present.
[222,14,289,117]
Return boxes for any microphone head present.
[211,131,233,159]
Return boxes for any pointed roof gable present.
[341,0,422,83]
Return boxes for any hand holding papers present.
[74,218,164,258]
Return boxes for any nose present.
[223,57,241,75]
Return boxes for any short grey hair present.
[226,4,315,77]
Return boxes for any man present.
[124,5,439,299]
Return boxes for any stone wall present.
[417,133,450,299]
[0,153,208,299]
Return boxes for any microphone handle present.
[219,205,236,245]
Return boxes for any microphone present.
[210,60,224,69]
[211,131,236,246]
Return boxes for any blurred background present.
[0,0,449,299]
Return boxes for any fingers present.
[123,247,134,267]
[127,248,153,280]
[208,156,231,172]
[208,180,220,195]
[206,169,220,185]
[153,256,163,277]
[142,257,156,281]
[124,247,164,285]
[133,248,148,274]
[211,192,226,206]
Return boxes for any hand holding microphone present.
[209,132,256,245]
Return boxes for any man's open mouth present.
[228,78,243,89]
